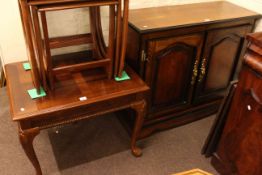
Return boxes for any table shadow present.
[48,114,130,170]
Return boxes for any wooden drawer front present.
[194,25,252,103]
[145,33,204,113]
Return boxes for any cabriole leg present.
[19,125,42,175]
[130,100,146,157]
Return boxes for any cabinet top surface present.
[128,1,260,32]
[5,62,149,121]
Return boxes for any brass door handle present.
[198,57,207,82]
[191,58,199,85]
[141,50,149,62]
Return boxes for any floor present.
[0,87,218,175]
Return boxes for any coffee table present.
[5,62,149,175]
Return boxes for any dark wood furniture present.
[202,80,238,157]
[0,58,5,87]
[208,32,262,175]
[126,1,261,138]
[18,0,129,92]
[5,62,149,175]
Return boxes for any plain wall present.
[227,0,262,31]
[0,0,261,64]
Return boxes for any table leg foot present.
[130,100,146,157]
[19,126,42,175]
[131,147,143,157]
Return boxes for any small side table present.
[5,62,149,175]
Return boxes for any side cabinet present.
[210,32,262,175]
[125,2,260,138]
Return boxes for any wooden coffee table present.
[5,62,149,175]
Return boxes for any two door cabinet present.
[126,2,261,138]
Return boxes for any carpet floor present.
[0,88,218,175]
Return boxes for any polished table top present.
[128,1,260,32]
[5,62,149,121]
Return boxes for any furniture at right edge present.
[126,1,261,138]
[211,32,262,175]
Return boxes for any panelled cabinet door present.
[194,25,252,104]
[144,33,204,115]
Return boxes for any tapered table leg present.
[19,126,42,175]
[130,100,146,157]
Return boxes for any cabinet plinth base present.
[118,101,220,139]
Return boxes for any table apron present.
[19,93,145,130]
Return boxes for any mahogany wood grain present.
[6,62,149,174]
[248,42,262,55]
[202,81,238,157]
[246,32,262,48]
[19,0,41,93]
[247,32,262,55]
[18,125,41,175]
[194,25,252,104]
[31,6,48,91]
[107,5,116,79]
[125,2,260,138]
[40,11,55,89]
[126,27,140,71]
[211,32,262,175]
[18,0,130,91]
[52,58,110,73]
[117,0,129,77]
[114,0,122,76]
[6,63,148,121]
[89,7,106,59]
[145,34,204,115]
[28,0,113,6]
[130,100,146,156]
[49,33,93,49]
[95,7,107,58]
[128,1,260,33]
[118,99,221,139]
[244,51,262,74]
[37,0,118,11]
